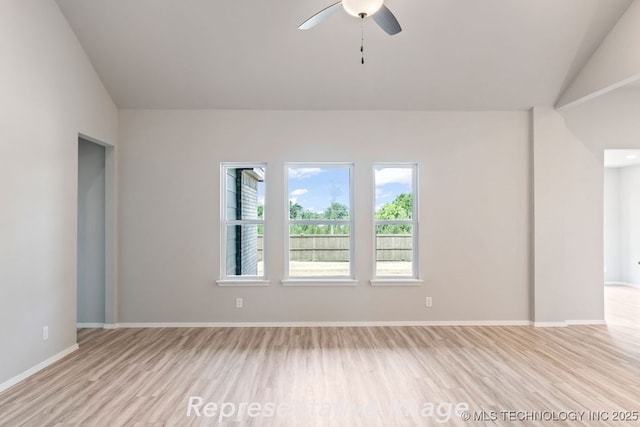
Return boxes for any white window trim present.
[284,162,355,284]
[281,279,358,287]
[369,279,423,286]
[372,163,421,285]
[217,279,270,287]
[218,162,268,286]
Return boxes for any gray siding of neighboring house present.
[226,168,238,275]
[226,168,260,275]
[240,171,259,275]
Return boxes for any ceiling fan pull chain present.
[360,14,365,64]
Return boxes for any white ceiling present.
[55,0,632,110]
[605,150,640,168]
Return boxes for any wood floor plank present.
[0,287,639,426]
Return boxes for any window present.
[374,164,418,279]
[219,163,267,284]
[285,164,354,280]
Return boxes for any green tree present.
[289,201,303,219]
[257,205,264,234]
[290,201,318,234]
[376,193,412,234]
[376,193,412,220]
[323,202,349,234]
[289,202,350,235]
[301,210,320,220]
[324,202,349,220]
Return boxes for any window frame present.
[283,162,356,285]
[217,162,269,287]
[371,163,421,285]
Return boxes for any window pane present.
[288,166,350,220]
[376,225,413,277]
[226,225,263,276]
[375,167,413,220]
[289,225,350,277]
[226,167,265,220]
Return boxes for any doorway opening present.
[77,138,106,328]
[603,149,640,326]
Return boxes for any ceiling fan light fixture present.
[342,0,384,17]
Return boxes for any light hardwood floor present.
[0,287,639,426]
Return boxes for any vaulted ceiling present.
[56,0,632,110]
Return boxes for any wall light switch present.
[43,326,49,340]
[236,298,243,309]
[425,297,433,307]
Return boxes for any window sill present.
[281,279,358,287]
[370,279,423,287]
[216,280,271,287]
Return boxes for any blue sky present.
[287,167,350,214]
[281,166,413,214]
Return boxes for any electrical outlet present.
[43,326,49,341]
[425,297,432,307]
[236,298,243,309]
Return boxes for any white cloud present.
[289,197,298,204]
[289,167,323,179]
[375,167,412,187]
[290,188,308,197]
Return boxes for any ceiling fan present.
[298,0,402,36]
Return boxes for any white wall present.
[0,0,117,387]
[117,110,531,323]
[532,106,605,323]
[532,107,570,323]
[604,168,621,282]
[119,103,636,327]
[563,87,640,144]
[543,86,640,323]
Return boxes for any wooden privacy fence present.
[257,235,412,262]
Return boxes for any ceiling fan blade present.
[298,2,343,30]
[372,5,402,35]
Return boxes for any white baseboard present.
[83,320,610,329]
[0,344,79,394]
[76,323,104,329]
[534,322,568,328]
[605,282,640,289]
[534,320,607,328]
[566,319,607,326]
[114,320,533,328]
